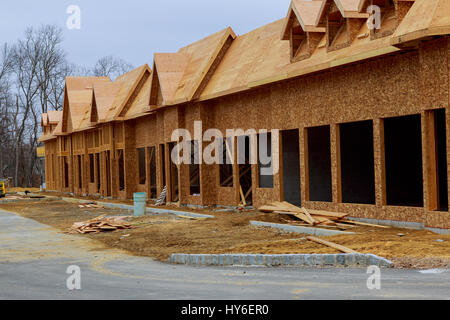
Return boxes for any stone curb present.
[167,253,393,268]
[347,217,450,235]
[0,196,61,204]
[61,197,215,219]
[250,221,355,236]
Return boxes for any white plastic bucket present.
[133,192,147,217]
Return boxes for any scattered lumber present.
[306,236,358,254]
[338,219,390,229]
[69,215,132,234]
[78,202,104,209]
[258,201,386,229]
[176,214,208,221]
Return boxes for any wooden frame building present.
[39,0,450,230]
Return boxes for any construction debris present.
[155,186,167,206]
[258,201,389,229]
[78,202,104,209]
[69,215,132,234]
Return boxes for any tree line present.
[0,24,133,187]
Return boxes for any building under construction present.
[39,0,450,230]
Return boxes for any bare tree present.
[11,25,71,186]
[35,25,66,114]
[92,55,134,80]
[0,25,134,187]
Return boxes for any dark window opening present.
[148,147,157,199]
[96,153,101,191]
[78,155,82,189]
[282,130,301,206]
[385,115,423,207]
[434,109,448,211]
[189,141,200,195]
[118,150,125,191]
[258,132,274,188]
[340,121,375,204]
[160,144,166,187]
[307,125,332,202]
[138,148,146,185]
[106,151,111,197]
[89,154,95,183]
[64,157,69,188]
[220,137,233,187]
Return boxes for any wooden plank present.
[301,207,317,225]
[224,138,246,206]
[307,209,349,218]
[424,111,438,211]
[340,219,390,229]
[273,201,314,225]
[258,205,283,212]
[306,236,358,254]
[273,211,312,225]
[270,202,337,226]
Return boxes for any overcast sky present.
[1,0,288,69]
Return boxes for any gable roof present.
[150,27,236,107]
[174,27,236,103]
[391,0,450,45]
[124,70,153,120]
[41,0,450,139]
[334,0,367,17]
[92,82,123,121]
[61,77,111,133]
[312,0,368,21]
[103,64,152,121]
[200,19,292,101]
[151,53,189,105]
[47,110,62,124]
[38,110,63,142]
[281,0,327,39]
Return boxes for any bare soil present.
[0,199,449,269]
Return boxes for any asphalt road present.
[0,208,449,300]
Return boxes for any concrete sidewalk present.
[0,209,449,300]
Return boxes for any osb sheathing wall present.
[175,37,449,229]
[44,37,450,229]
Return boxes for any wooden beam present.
[424,111,438,211]
[340,219,390,229]
[224,138,246,206]
[306,236,358,254]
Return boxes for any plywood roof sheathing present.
[391,0,450,46]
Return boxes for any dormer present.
[370,0,415,40]
[281,0,327,62]
[323,0,370,52]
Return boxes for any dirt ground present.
[7,187,41,193]
[0,199,449,269]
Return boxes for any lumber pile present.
[258,202,388,229]
[69,215,132,234]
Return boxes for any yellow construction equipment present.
[0,181,5,198]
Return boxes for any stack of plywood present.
[258,202,388,229]
[69,215,132,234]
